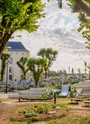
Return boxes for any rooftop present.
[7,41,28,52]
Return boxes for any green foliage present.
[0,53,10,81]
[0,0,45,55]
[47,118,90,124]
[67,0,90,49]
[36,104,49,114]
[55,84,62,89]
[10,118,23,122]
[88,120,90,124]
[30,117,40,122]
[52,103,68,109]
[36,105,44,114]
[17,57,29,79]
[69,87,77,98]
[70,80,80,84]
[25,111,37,118]
[44,104,49,114]
[37,48,58,78]
[27,120,32,124]
[87,64,90,80]
[27,57,48,87]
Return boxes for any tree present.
[17,57,29,79]
[66,0,90,49]
[37,48,58,78]
[0,0,45,56]
[27,57,48,87]
[86,64,90,80]
[0,53,10,81]
[57,0,90,49]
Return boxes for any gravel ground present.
[0,94,90,124]
[0,103,13,124]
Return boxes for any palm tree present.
[37,48,58,78]
[17,57,29,80]
[27,57,48,87]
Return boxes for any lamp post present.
[5,59,9,93]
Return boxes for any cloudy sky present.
[12,0,90,73]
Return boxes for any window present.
[9,57,13,64]
[9,66,13,73]
[9,75,12,80]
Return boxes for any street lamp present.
[5,59,9,93]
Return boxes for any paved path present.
[0,93,9,99]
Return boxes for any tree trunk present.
[0,32,13,56]
[0,57,7,81]
[35,79,38,88]
[44,68,48,78]
[23,72,26,80]
[35,83,37,88]
[44,71,47,78]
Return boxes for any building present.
[0,41,30,81]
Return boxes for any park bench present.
[70,98,82,104]
[84,101,90,107]
[18,88,53,102]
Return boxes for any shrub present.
[44,104,49,114]
[52,103,68,109]
[88,120,90,124]
[23,109,30,114]
[70,80,80,84]
[27,120,32,124]
[22,109,37,118]
[30,117,40,122]
[36,106,44,114]
[55,84,62,89]
[10,118,23,122]
[25,111,37,118]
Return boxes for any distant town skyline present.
[11,0,90,73]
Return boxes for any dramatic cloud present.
[12,0,90,73]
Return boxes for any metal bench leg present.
[18,97,20,102]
